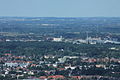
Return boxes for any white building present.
[53,36,63,42]
[5,62,18,67]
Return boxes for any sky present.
[0,0,120,17]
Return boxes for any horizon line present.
[0,16,120,18]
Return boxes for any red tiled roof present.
[4,53,12,56]
[71,76,82,79]
[39,76,47,79]
[58,68,65,71]
[48,75,65,79]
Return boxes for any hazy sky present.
[0,0,120,17]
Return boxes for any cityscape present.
[0,17,119,80]
[0,0,120,80]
